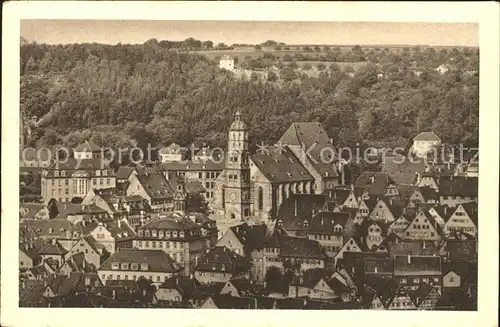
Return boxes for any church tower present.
[223,110,251,221]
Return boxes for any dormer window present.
[166,231,171,238]
[54,171,59,177]
[152,230,157,237]
[140,263,148,271]
[61,171,66,177]
[121,263,129,270]
[102,170,107,176]
[111,263,119,270]
[159,230,164,238]
[179,231,185,238]
[173,231,178,237]
[131,263,139,270]
[96,170,101,176]
[138,230,144,237]
[145,230,150,237]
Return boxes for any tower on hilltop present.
[223,110,251,221]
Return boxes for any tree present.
[316,63,326,71]
[314,45,322,52]
[254,45,262,50]
[267,71,278,82]
[217,43,227,48]
[202,40,214,49]
[303,63,312,71]
[186,193,211,215]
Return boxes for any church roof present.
[251,146,314,183]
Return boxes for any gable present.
[403,212,440,238]
[334,237,362,260]
[445,205,476,227]
[410,189,424,201]
[370,200,394,221]
[314,278,334,293]
[443,271,461,286]
[342,193,358,208]
[220,282,240,297]
[216,229,244,253]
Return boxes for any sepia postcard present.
[1,2,499,327]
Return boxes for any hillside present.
[20,41,479,153]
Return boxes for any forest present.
[20,39,479,155]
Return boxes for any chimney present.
[117,219,121,229]
[321,218,324,226]
[85,276,90,286]
[369,176,375,184]
[51,238,56,245]
[294,200,297,216]
[374,266,378,273]
[407,255,411,264]
[112,289,116,300]
[423,241,426,249]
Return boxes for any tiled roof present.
[32,239,68,255]
[63,252,96,273]
[225,277,254,295]
[444,240,477,262]
[74,140,101,152]
[135,170,174,200]
[159,160,224,172]
[382,155,425,185]
[354,172,396,198]
[308,211,350,235]
[278,122,339,179]
[45,273,68,293]
[388,240,440,259]
[56,272,103,296]
[251,146,314,183]
[158,275,201,298]
[141,212,201,232]
[195,246,250,274]
[19,203,45,219]
[277,194,329,232]
[230,223,269,253]
[398,184,416,200]
[21,218,76,238]
[409,283,435,307]
[460,202,478,226]
[99,249,181,273]
[324,188,351,206]
[19,244,42,262]
[278,235,326,260]
[394,255,441,276]
[45,159,113,177]
[364,257,394,274]
[115,166,136,180]
[278,122,331,150]
[438,176,478,197]
[418,187,439,202]
[413,131,441,142]
[291,268,336,288]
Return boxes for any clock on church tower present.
[223,110,252,221]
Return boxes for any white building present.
[219,55,235,72]
[411,132,441,158]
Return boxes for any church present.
[211,111,345,229]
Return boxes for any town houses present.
[19,114,478,310]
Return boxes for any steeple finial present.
[235,110,241,121]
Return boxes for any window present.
[131,263,139,270]
[157,276,161,282]
[414,278,420,284]
[93,179,97,185]
[117,275,121,280]
[198,172,203,179]
[124,275,128,280]
[121,263,129,270]
[433,278,439,283]
[102,170,107,176]
[65,179,69,186]
[140,263,148,271]
[133,275,137,280]
[106,178,110,185]
[100,179,103,185]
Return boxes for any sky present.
[20,20,479,47]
